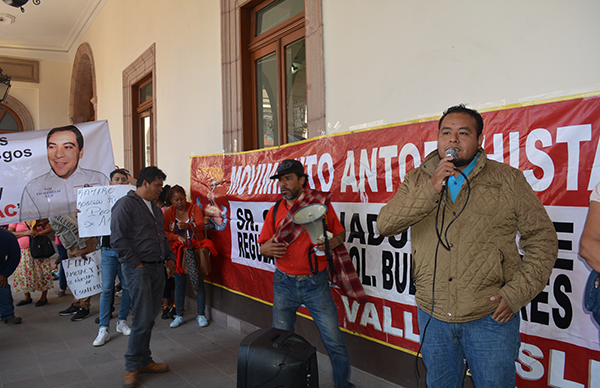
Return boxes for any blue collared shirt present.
[447,153,479,202]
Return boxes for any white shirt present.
[20,166,109,222]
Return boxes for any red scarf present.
[274,188,367,304]
[170,238,218,274]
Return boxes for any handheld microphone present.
[441,148,459,187]
[445,148,459,163]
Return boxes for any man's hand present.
[0,275,7,287]
[177,236,186,243]
[490,294,515,322]
[259,237,287,258]
[432,156,457,193]
[79,246,89,259]
[165,260,176,279]
[316,233,344,251]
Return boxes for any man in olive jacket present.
[377,104,557,388]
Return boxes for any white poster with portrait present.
[0,120,115,224]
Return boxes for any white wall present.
[8,59,71,130]
[80,0,223,190]
[323,0,600,131]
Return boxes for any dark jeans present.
[57,244,68,291]
[163,266,174,299]
[0,282,15,320]
[122,262,165,371]
[174,272,205,316]
[417,307,521,388]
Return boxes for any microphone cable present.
[443,168,471,248]
[415,167,471,388]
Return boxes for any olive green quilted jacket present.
[377,149,557,322]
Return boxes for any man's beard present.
[282,187,301,200]
[453,156,475,168]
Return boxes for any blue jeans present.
[417,307,521,388]
[0,282,15,320]
[174,272,205,316]
[273,269,352,388]
[99,247,130,328]
[57,244,68,291]
[122,262,165,371]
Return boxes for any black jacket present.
[110,190,175,268]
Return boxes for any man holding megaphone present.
[258,159,357,388]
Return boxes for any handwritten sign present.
[77,185,133,237]
[63,250,102,299]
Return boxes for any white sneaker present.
[197,315,209,327]
[116,320,131,336]
[93,327,110,346]
[170,315,184,328]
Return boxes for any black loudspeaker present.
[237,327,319,388]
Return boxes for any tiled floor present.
[0,288,242,388]
[0,285,402,388]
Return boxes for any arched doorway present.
[70,43,97,124]
[0,95,34,132]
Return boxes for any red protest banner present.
[191,93,600,387]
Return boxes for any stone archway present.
[70,43,97,124]
[1,95,34,131]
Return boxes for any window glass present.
[0,106,20,132]
[140,81,153,104]
[141,113,152,167]
[285,38,307,143]
[256,0,304,36]
[256,52,278,148]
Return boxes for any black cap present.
[270,159,306,179]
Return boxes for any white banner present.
[77,184,134,238]
[0,120,115,224]
[63,250,102,299]
[229,200,276,272]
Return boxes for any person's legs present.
[300,270,352,388]
[0,283,16,320]
[115,257,130,321]
[99,247,119,328]
[161,266,174,318]
[66,246,85,311]
[461,313,520,388]
[196,275,205,316]
[173,272,186,317]
[417,308,467,388]
[56,244,68,292]
[122,263,165,371]
[272,269,301,332]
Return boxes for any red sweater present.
[163,202,205,242]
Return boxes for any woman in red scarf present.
[163,185,209,328]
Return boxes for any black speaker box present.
[237,327,319,388]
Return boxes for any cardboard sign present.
[63,250,102,299]
[77,185,133,238]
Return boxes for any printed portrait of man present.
[19,125,109,222]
